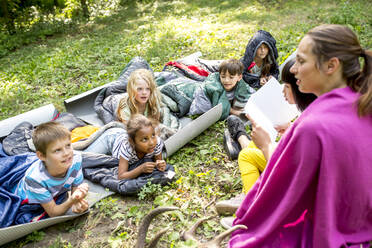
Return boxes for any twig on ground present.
[203,196,216,215]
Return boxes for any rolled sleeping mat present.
[0,104,58,139]
[163,103,222,158]
[64,84,110,127]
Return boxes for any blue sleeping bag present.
[0,144,38,227]
[0,145,68,227]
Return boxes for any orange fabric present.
[71,125,99,143]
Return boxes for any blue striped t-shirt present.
[14,151,83,204]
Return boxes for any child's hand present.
[260,75,272,86]
[78,182,89,192]
[246,114,272,150]
[156,160,166,172]
[141,162,156,173]
[71,199,89,213]
[72,183,89,201]
[260,77,268,86]
[71,190,84,203]
[232,109,243,117]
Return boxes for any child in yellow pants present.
[238,141,266,193]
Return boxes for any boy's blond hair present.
[32,121,71,155]
[219,59,244,75]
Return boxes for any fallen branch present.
[135,206,179,248]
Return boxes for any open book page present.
[244,77,300,142]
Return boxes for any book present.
[243,77,300,142]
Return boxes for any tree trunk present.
[0,0,16,34]
[80,0,89,18]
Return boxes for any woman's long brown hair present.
[307,24,372,116]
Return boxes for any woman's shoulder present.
[294,87,362,136]
[303,87,359,116]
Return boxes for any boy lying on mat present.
[12,122,89,221]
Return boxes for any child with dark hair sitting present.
[189,58,254,120]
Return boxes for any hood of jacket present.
[240,30,278,70]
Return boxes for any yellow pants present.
[238,141,267,193]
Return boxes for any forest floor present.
[1,0,371,247]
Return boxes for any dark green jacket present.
[204,73,252,120]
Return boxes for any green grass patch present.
[1,0,371,247]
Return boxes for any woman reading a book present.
[228,24,372,247]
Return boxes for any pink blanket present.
[229,87,372,247]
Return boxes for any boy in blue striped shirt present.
[14,122,89,218]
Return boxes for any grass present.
[1,0,371,247]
